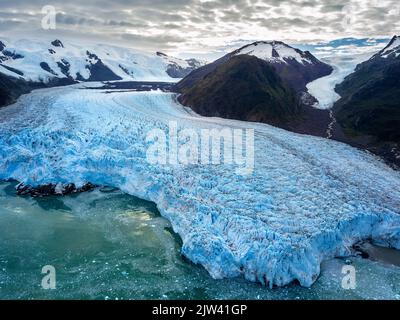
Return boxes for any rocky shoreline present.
[15,182,96,197]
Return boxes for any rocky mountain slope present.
[0,72,74,107]
[0,72,32,106]
[334,35,400,167]
[176,40,333,131]
[177,55,300,125]
[176,41,333,96]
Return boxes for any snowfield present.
[0,85,400,287]
[0,38,198,82]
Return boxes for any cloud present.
[0,0,398,56]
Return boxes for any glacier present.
[0,84,400,287]
[306,54,373,109]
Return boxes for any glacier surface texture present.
[0,85,399,287]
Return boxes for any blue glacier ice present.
[0,84,399,287]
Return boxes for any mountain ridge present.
[0,38,204,107]
[333,35,400,167]
[175,40,335,136]
[177,55,301,125]
[0,38,204,83]
[175,40,333,96]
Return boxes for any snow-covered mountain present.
[0,38,204,83]
[176,40,333,95]
[156,52,205,78]
[376,35,400,59]
[231,41,334,93]
[232,41,315,65]
[175,40,334,137]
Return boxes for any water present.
[0,181,399,300]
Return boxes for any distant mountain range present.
[0,38,204,83]
[0,38,204,106]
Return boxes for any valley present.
[0,35,399,297]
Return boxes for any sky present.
[0,0,399,59]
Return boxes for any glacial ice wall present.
[0,84,399,287]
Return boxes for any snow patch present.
[381,36,400,58]
[235,41,312,65]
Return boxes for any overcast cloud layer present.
[0,0,399,58]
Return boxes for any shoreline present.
[4,178,400,283]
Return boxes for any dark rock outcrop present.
[84,51,122,81]
[40,62,58,75]
[57,59,71,78]
[86,60,122,81]
[51,39,64,48]
[57,52,123,82]
[0,72,76,108]
[16,182,96,197]
[0,64,24,76]
[0,72,32,106]
[2,50,24,60]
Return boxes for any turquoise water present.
[0,181,399,300]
